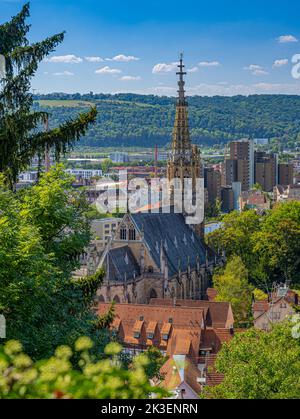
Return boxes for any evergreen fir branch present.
[9,33,65,70]
[0,3,30,55]
[26,107,98,158]
[72,268,105,304]
[95,303,116,330]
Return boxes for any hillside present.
[33,93,300,147]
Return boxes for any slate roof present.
[107,246,140,282]
[131,212,211,277]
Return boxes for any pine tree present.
[0,3,97,188]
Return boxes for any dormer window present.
[134,331,140,339]
[168,318,173,324]
[147,333,154,340]
[162,334,169,341]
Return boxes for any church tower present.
[167,54,204,237]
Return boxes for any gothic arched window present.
[129,228,136,241]
[120,227,127,240]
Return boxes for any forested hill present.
[33,93,300,147]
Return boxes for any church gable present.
[115,214,141,242]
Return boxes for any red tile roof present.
[150,299,234,329]
[207,288,218,302]
[160,356,203,396]
[98,301,234,391]
[98,303,204,357]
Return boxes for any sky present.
[2,0,300,95]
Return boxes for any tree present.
[101,158,113,174]
[253,201,300,286]
[0,167,107,359]
[143,346,167,381]
[253,288,268,302]
[206,210,261,277]
[204,321,300,399]
[213,256,253,324]
[0,3,97,188]
[20,165,91,276]
[0,338,168,399]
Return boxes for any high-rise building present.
[278,163,294,186]
[232,182,242,211]
[229,139,254,191]
[222,159,237,187]
[221,186,234,213]
[204,167,221,205]
[254,151,278,192]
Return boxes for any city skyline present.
[2,0,300,95]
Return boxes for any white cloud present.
[186,82,300,96]
[85,56,103,62]
[187,66,199,73]
[112,82,300,97]
[198,61,221,67]
[44,55,83,64]
[277,35,298,43]
[244,64,262,71]
[273,59,289,68]
[95,66,122,74]
[120,75,141,81]
[52,71,74,76]
[106,54,140,62]
[151,86,177,95]
[152,62,178,74]
[253,69,269,76]
[244,64,269,76]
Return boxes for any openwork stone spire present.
[170,53,192,161]
[177,53,188,107]
[167,54,204,238]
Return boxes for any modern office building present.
[204,167,221,205]
[254,151,278,192]
[229,139,254,191]
[278,163,294,186]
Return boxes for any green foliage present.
[20,165,91,275]
[204,321,300,399]
[213,256,253,324]
[0,3,97,188]
[143,347,168,381]
[205,198,222,220]
[101,158,113,173]
[207,202,300,289]
[96,303,116,330]
[32,93,300,148]
[207,210,261,275]
[253,201,300,284]
[0,166,107,359]
[0,338,168,399]
[253,288,268,301]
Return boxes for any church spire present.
[167,54,204,238]
[177,53,187,107]
[170,53,191,160]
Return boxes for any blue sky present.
[2,0,300,95]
